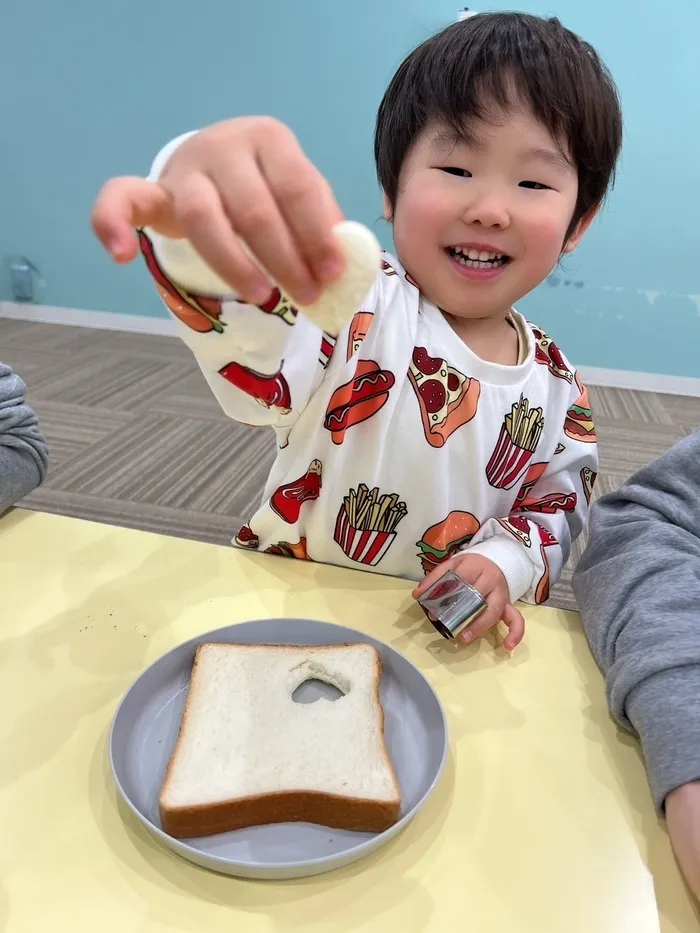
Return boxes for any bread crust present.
[161,789,401,838]
[159,642,401,838]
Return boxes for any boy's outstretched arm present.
[572,431,700,898]
[92,119,347,429]
[0,363,49,513]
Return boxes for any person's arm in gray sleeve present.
[0,362,49,514]
[573,431,700,814]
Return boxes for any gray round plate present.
[109,618,448,880]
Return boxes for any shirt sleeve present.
[572,431,700,812]
[139,133,333,431]
[466,373,598,604]
[0,362,49,512]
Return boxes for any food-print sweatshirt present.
[573,431,700,811]
[141,136,598,604]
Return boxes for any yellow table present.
[1,509,697,933]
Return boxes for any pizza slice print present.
[580,467,597,504]
[498,515,532,548]
[139,230,225,333]
[270,460,322,524]
[324,360,394,445]
[346,311,374,361]
[528,323,574,382]
[408,348,480,447]
[218,360,292,413]
[381,259,397,277]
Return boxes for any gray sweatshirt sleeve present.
[572,430,700,812]
[0,362,49,513]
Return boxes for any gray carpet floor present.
[3,316,699,610]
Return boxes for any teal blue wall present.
[1,1,699,375]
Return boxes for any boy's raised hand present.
[91,117,345,306]
[413,553,526,651]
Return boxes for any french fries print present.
[486,396,545,490]
[334,483,407,566]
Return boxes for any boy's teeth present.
[449,246,506,269]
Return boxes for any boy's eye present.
[519,181,550,190]
[440,167,472,178]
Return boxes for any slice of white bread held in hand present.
[298,221,381,336]
[159,642,401,838]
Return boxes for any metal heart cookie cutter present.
[417,571,488,640]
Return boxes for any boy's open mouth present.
[446,246,510,270]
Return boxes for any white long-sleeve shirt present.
[142,133,597,602]
[142,219,597,605]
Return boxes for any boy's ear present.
[562,205,600,254]
[382,191,393,222]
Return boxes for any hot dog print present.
[346,311,374,361]
[218,361,292,413]
[512,461,577,514]
[324,360,395,445]
[139,230,225,334]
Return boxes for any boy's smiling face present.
[387,105,595,320]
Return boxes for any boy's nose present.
[461,194,510,230]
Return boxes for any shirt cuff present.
[146,130,234,296]
[625,666,700,813]
[463,537,534,603]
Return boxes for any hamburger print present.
[486,396,545,490]
[416,511,481,574]
[334,483,407,566]
[323,360,394,445]
[564,376,596,443]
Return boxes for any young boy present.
[92,13,621,649]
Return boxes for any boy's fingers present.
[91,177,176,262]
[502,603,526,651]
[211,154,322,305]
[261,145,345,287]
[457,600,501,644]
[412,560,481,599]
[173,173,273,304]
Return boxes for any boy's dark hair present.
[374,13,622,241]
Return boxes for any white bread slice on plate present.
[159,642,401,838]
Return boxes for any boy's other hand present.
[413,554,525,651]
[667,781,700,901]
[91,117,345,306]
